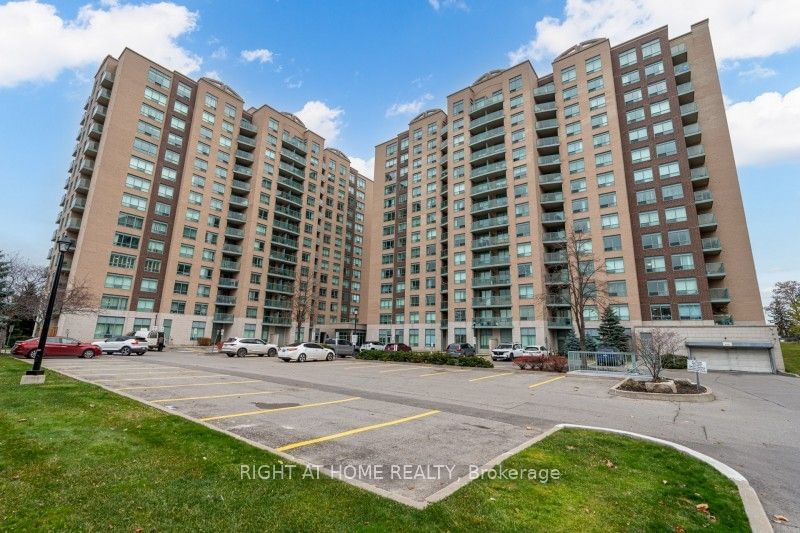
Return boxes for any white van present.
[133,329,166,351]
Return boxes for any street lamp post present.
[351,309,358,346]
[25,235,73,380]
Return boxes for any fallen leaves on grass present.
[605,459,617,469]
[696,503,709,513]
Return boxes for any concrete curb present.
[609,382,716,402]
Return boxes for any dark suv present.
[446,343,476,356]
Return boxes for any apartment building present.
[366,20,767,353]
[49,48,372,346]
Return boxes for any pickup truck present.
[327,339,356,357]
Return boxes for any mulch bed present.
[618,379,708,394]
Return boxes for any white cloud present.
[738,64,776,79]
[349,156,375,180]
[428,0,468,11]
[203,70,221,81]
[508,0,800,67]
[386,93,433,117]
[0,0,200,88]
[284,75,302,89]
[240,48,274,63]
[210,46,227,60]
[294,100,344,142]
[727,86,800,166]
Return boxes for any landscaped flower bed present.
[511,355,568,373]
[356,349,494,367]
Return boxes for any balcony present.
[680,102,698,124]
[91,105,107,123]
[471,178,507,197]
[470,143,506,165]
[472,275,512,288]
[545,271,569,285]
[471,233,510,251]
[216,295,236,306]
[541,211,566,226]
[691,167,709,187]
[687,144,705,166]
[61,261,72,272]
[96,87,111,105]
[279,162,305,180]
[547,317,573,329]
[274,205,301,221]
[100,70,114,88]
[540,191,564,206]
[536,136,560,155]
[79,159,94,176]
[237,135,256,150]
[276,191,302,208]
[538,154,561,172]
[473,295,513,308]
[538,173,563,190]
[220,260,241,272]
[671,42,688,62]
[263,299,291,310]
[269,251,297,264]
[714,314,734,325]
[224,226,245,240]
[228,179,250,195]
[533,83,555,101]
[677,81,694,104]
[546,294,571,307]
[709,287,731,304]
[265,282,294,295]
[222,243,243,255]
[683,123,701,145]
[226,210,246,224]
[272,219,300,235]
[471,197,508,214]
[471,215,509,232]
[698,212,717,232]
[268,266,295,279]
[280,147,307,166]
[88,123,103,140]
[674,62,691,84]
[262,316,292,326]
[469,126,505,147]
[702,237,722,255]
[471,160,507,180]
[235,149,254,164]
[705,262,726,279]
[469,93,503,116]
[271,235,299,250]
[544,251,567,264]
[535,118,559,136]
[229,195,249,208]
[83,140,99,157]
[694,190,713,209]
[543,230,567,244]
[75,178,90,193]
[212,313,234,324]
[233,164,253,179]
[473,317,513,328]
[470,109,505,131]
[278,176,305,194]
[534,101,557,118]
[281,134,307,155]
[240,119,258,136]
[64,217,82,233]
[472,255,512,269]
[218,278,239,288]
[69,197,86,212]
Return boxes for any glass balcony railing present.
[471,179,507,196]
[471,160,507,179]
[709,288,730,302]
[473,317,513,328]
[471,233,510,249]
[472,275,512,288]
[469,93,503,114]
[471,215,509,231]
[705,263,726,278]
[471,197,508,213]
[233,164,253,178]
[470,143,506,163]
[473,295,513,307]
[469,126,505,146]
[212,313,234,323]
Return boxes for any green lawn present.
[781,342,800,374]
[0,356,747,531]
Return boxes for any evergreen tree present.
[564,330,581,352]
[0,251,10,310]
[598,306,628,351]
[584,335,598,351]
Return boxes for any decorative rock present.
[645,380,677,393]
[673,378,694,386]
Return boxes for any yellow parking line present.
[116,380,259,391]
[419,369,472,377]
[276,409,441,452]
[51,366,158,371]
[94,373,221,383]
[528,375,566,388]
[378,366,420,374]
[468,372,513,383]
[78,370,188,378]
[151,390,280,403]
[337,364,378,370]
[200,396,361,422]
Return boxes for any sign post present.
[687,359,707,391]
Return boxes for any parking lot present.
[40,350,800,523]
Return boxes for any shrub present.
[661,354,688,369]
[196,337,212,347]
[512,355,568,373]
[356,349,493,368]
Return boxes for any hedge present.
[661,354,688,369]
[356,349,494,368]
[511,355,568,373]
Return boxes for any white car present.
[491,343,524,361]
[93,335,148,356]
[221,337,278,358]
[278,342,335,362]
[359,341,385,351]
[523,345,550,356]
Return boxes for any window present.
[561,65,576,83]
[672,253,695,271]
[565,121,581,137]
[626,107,645,124]
[591,113,608,129]
[678,303,702,321]
[564,104,579,118]
[570,178,586,193]
[601,213,619,229]
[639,210,659,227]
[603,235,622,252]
[599,192,616,208]
[619,49,637,67]
[519,284,534,299]
[665,206,687,223]
[641,39,661,59]
[144,86,167,106]
[624,88,642,104]
[653,119,674,136]
[593,132,610,148]
[620,69,640,85]
[113,232,139,249]
[650,304,672,320]
[108,252,136,269]
[140,103,164,122]
[568,158,584,174]
[190,321,207,340]
[648,80,668,96]
[675,278,699,295]
[567,140,583,155]
[595,151,612,167]
[597,171,614,188]
[140,278,158,292]
[129,156,154,175]
[117,213,143,230]
[631,147,651,163]
[586,55,602,73]
[644,60,664,78]
[644,256,666,273]
[100,294,128,310]
[171,301,186,314]
[608,280,627,296]
[650,100,670,117]
[656,140,677,158]
[95,316,125,338]
[148,67,171,88]
[572,198,588,213]
[587,76,604,92]
[636,188,657,205]
[562,86,578,101]
[647,279,669,296]
[137,120,161,139]
[642,232,663,250]
[668,229,690,247]
[104,273,132,290]
[661,183,683,201]
[629,127,648,143]
[634,168,654,184]
[137,299,155,312]
[659,162,680,179]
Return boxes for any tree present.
[630,329,683,382]
[306,277,319,342]
[584,335,598,352]
[598,306,628,351]
[291,277,313,342]
[765,281,800,338]
[789,299,800,339]
[542,228,610,350]
[564,331,581,352]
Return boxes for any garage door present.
[691,348,773,373]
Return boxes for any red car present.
[12,337,102,359]
[384,343,412,353]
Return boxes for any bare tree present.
[306,277,318,342]
[630,329,683,382]
[541,228,610,350]
[291,277,313,342]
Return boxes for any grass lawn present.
[0,356,747,531]
[781,342,800,374]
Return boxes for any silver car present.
[221,337,278,357]
[327,339,355,357]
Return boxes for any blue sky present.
[0,0,798,304]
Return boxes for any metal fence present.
[567,350,644,375]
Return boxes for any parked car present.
[12,337,101,359]
[92,336,147,356]
[446,343,476,357]
[359,341,385,351]
[595,346,624,366]
[491,343,524,361]
[133,329,166,351]
[221,337,278,357]
[522,345,549,356]
[384,343,412,353]
[327,338,355,357]
[278,342,335,362]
